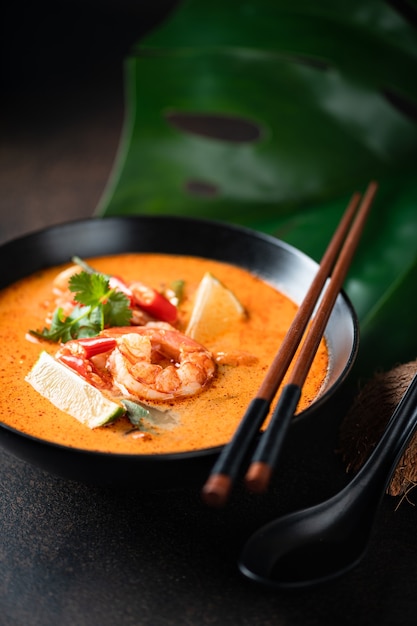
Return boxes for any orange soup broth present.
[0,254,329,454]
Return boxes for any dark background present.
[0,1,178,243]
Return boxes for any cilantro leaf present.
[30,267,132,343]
[69,272,110,306]
[104,291,133,327]
[30,305,91,342]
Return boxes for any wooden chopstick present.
[245,180,378,493]
[201,189,361,507]
[201,181,378,507]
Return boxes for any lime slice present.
[185,272,246,343]
[25,351,125,429]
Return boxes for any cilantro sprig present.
[30,267,132,343]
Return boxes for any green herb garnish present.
[121,399,178,433]
[170,279,185,304]
[30,270,132,343]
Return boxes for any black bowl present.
[0,216,358,488]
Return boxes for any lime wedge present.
[185,272,246,343]
[25,351,125,429]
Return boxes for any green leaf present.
[82,305,104,336]
[70,262,133,328]
[103,291,133,328]
[96,0,417,376]
[121,399,179,432]
[70,272,109,307]
[121,399,152,428]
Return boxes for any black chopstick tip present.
[201,474,232,507]
[245,462,272,494]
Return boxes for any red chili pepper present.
[76,337,117,358]
[58,354,91,378]
[131,283,178,323]
[107,271,177,324]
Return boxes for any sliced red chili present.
[131,283,178,323]
[58,354,91,378]
[76,337,117,358]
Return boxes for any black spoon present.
[239,372,417,589]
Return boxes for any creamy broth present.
[0,254,329,454]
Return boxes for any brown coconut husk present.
[339,360,417,497]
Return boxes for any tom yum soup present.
[0,253,329,455]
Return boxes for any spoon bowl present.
[239,373,417,588]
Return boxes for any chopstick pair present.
[202,180,378,507]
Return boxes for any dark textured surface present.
[2,421,417,626]
[1,3,417,625]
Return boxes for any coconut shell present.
[339,360,417,497]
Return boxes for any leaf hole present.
[382,87,417,124]
[385,0,417,28]
[165,111,262,143]
[184,179,220,198]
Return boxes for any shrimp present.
[103,323,216,402]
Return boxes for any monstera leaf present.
[97,0,417,376]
